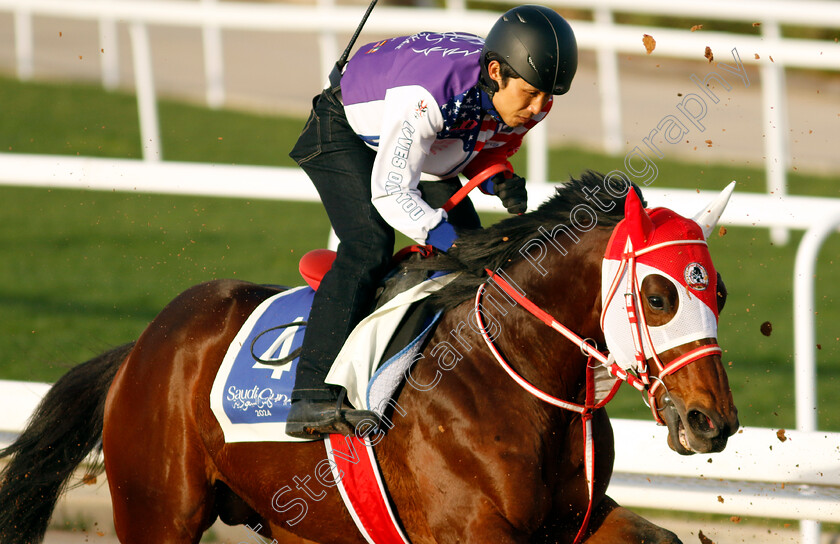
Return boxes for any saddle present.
[299,246,441,363]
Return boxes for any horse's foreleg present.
[582,496,682,544]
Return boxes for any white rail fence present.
[3,0,840,210]
[1,155,838,437]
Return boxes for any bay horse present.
[0,172,739,544]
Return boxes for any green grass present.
[1,76,304,166]
[0,186,329,379]
[1,75,839,431]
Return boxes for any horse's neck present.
[479,229,610,404]
[512,227,608,340]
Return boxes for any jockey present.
[286,4,578,439]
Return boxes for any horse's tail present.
[0,342,135,544]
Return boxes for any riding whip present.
[329,0,380,89]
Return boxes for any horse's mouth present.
[676,418,691,451]
[662,403,695,455]
[661,398,732,455]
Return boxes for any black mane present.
[412,170,644,309]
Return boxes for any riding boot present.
[286,387,381,439]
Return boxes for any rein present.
[473,236,722,544]
[474,272,614,544]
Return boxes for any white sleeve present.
[370,85,447,244]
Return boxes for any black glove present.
[492,173,528,214]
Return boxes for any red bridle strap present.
[480,271,646,392]
[600,237,722,423]
[475,272,630,544]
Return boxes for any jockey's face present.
[488,60,551,128]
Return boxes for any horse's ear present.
[624,188,655,248]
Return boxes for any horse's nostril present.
[687,409,717,436]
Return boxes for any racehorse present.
[0,172,739,544]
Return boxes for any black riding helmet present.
[480,5,578,96]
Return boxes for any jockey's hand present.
[425,220,457,252]
[491,173,528,215]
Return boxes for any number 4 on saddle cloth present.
[209,247,453,444]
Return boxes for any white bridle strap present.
[633,238,708,257]
[647,344,723,397]
[623,251,653,381]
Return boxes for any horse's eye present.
[647,295,665,310]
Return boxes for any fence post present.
[446,0,466,14]
[793,212,840,431]
[98,0,120,91]
[792,211,840,544]
[129,22,162,161]
[14,6,34,81]
[761,20,790,245]
[594,6,623,156]
[202,0,225,109]
[317,0,339,86]
[526,123,548,186]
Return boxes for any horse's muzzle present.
[661,400,738,455]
